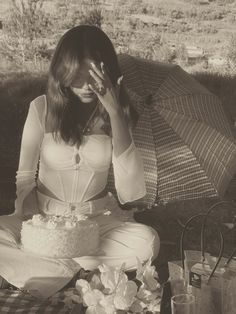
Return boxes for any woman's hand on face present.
[88,62,123,117]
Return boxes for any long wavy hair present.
[46,25,137,147]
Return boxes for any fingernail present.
[101,62,105,74]
[118,76,123,85]
[91,62,95,67]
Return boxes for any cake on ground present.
[21,214,99,258]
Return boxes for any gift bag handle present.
[200,201,235,266]
[180,213,224,282]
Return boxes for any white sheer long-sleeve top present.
[15,95,146,215]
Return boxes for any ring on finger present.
[98,85,106,95]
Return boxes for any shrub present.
[175,43,188,64]
[0,0,52,69]
[226,35,236,75]
[56,0,103,29]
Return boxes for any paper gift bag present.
[221,258,236,314]
[221,270,236,313]
[183,249,211,291]
[190,261,225,314]
[180,213,225,314]
[189,256,236,314]
[198,201,236,314]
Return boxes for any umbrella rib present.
[150,109,236,198]
[153,93,233,138]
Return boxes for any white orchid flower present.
[85,291,116,314]
[136,284,159,303]
[129,298,146,313]
[114,280,137,310]
[98,263,137,311]
[136,258,160,292]
[98,263,126,294]
[76,279,105,310]
[90,274,104,291]
[86,304,108,314]
[83,289,105,307]
[68,261,162,313]
[99,295,116,313]
[76,279,91,295]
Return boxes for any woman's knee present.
[136,223,160,261]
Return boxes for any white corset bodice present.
[39,133,112,202]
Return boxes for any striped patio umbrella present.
[108,54,236,207]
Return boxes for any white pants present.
[0,193,160,298]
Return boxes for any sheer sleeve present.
[112,133,146,204]
[14,96,46,217]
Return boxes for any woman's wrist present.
[108,105,124,120]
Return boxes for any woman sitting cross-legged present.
[0,25,160,298]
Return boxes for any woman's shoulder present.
[29,95,47,130]
[31,94,46,107]
[30,94,47,118]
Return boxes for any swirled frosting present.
[21,214,99,258]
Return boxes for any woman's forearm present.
[15,97,44,216]
[109,108,132,157]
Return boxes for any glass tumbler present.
[171,293,195,314]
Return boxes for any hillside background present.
[0,0,236,75]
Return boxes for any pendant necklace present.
[82,102,99,135]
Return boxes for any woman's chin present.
[79,95,97,103]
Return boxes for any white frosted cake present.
[21,214,99,258]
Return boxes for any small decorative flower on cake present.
[31,214,46,225]
[51,258,162,313]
